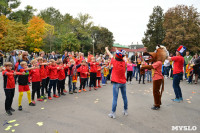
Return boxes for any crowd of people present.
[0,50,113,116]
[0,47,200,118]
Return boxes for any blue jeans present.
[112,83,128,112]
[132,66,136,78]
[135,67,140,81]
[102,74,107,84]
[48,79,57,96]
[164,66,170,77]
[147,71,152,82]
[173,73,183,99]
[68,76,76,91]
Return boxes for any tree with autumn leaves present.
[0,15,54,53]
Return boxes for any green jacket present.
[184,55,192,65]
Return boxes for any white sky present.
[18,0,200,45]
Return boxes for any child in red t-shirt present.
[48,59,60,100]
[89,57,99,91]
[29,59,43,104]
[57,61,68,96]
[78,60,89,93]
[38,57,48,99]
[2,62,24,115]
[96,61,102,88]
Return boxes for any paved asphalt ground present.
[0,74,199,133]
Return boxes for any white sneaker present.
[123,109,128,116]
[108,112,116,119]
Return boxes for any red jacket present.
[48,65,58,79]
[2,70,22,89]
[90,62,99,73]
[76,59,82,72]
[29,68,41,82]
[46,65,50,77]
[97,66,101,77]
[79,65,89,78]
[40,65,47,79]
[57,66,68,80]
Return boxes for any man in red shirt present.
[87,51,94,63]
[105,47,128,119]
[168,45,185,102]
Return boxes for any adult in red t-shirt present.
[105,47,128,119]
[168,50,184,102]
[87,51,94,63]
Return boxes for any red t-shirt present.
[97,66,101,77]
[2,70,17,89]
[87,55,94,63]
[48,65,58,79]
[152,61,163,80]
[57,66,68,80]
[171,56,184,74]
[40,65,47,79]
[29,68,41,82]
[111,58,126,84]
[90,62,99,73]
[79,65,89,78]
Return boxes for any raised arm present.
[105,47,113,58]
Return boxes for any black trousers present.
[32,82,41,100]
[127,71,133,81]
[89,72,97,87]
[4,88,15,111]
[139,74,145,83]
[80,78,87,90]
[57,79,65,94]
[41,78,46,96]
[45,77,50,93]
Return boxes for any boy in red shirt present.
[38,57,48,99]
[57,61,68,96]
[48,59,60,99]
[96,61,102,88]
[18,61,37,111]
[29,59,43,104]
[105,47,128,119]
[78,60,89,93]
[89,57,99,91]
[2,62,24,115]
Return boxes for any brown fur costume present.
[141,45,168,109]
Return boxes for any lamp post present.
[92,39,95,56]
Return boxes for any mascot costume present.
[140,45,169,110]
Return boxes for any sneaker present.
[44,96,47,99]
[172,98,180,103]
[78,90,82,93]
[37,98,44,101]
[89,87,91,91]
[6,110,12,116]
[32,101,36,104]
[63,89,67,93]
[18,106,23,111]
[123,109,128,116]
[98,86,101,88]
[102,84,106,86]
[61,93,66,96]
[69,91,73,94]
[53,95,59,98]
[170,78,173,80]
[151,106,160,110]
[40,96,44,99]
[108,112,116,119]
[179,97,183,101]
[58,93,61,97]
[10,108,15,112]
[48,96,52,100]
[29,102,36,106]
[83,89,87,92]
[73,90,77,93]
